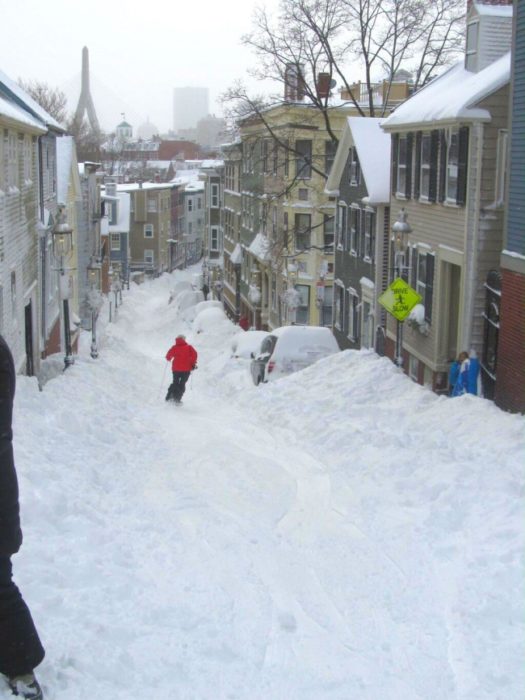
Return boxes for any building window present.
[144,250,154,266]
[347,290,359,342]
[298,188,309,201]
[187,198,193,212]
[445,127,468,205]
[144,224,154,238]
[325,140,337,176]
[350,207,360,255]
[295,213,311,250]
[349,147,361,186]
[334,283,345,332]
[321,285,333,326]
[147,197,157,213]
[197,197,202,210]
[211,183,219,208]
[446,130,459,201]
[363,210,375,262]
[409,355,419,382]
[414,250,435,323]
[110,233,120,251]
[295,284,310,325]
[396,136,408,196]
[336,205,346,249]
[210,226,220,251]
[295,140,312,179]
[323,214,334,250]
[419,133,431,198]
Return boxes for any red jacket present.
[166,337,197,372]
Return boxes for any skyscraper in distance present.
[173,87,209,133]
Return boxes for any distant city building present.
[116,119,132,142]
[173,87,209,132]
[137,118,159,140]
[196,114,227,150]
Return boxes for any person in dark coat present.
[165,335,198,404]
[0,335,45,699]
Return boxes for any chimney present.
[284,63,306,102]
[317,73,331,99]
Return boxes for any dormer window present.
[465,20,479,71]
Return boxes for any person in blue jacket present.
[450,351,479,396]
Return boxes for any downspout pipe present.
[462,121,484,351]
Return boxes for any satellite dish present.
[330,79,337,89]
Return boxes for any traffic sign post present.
[378,278,422,367]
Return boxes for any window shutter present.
[414,133,422,200]
[429,130,439,202]
[438,130,447,203]
[457,126,469,205]
[405,133,413,199]
[424,253,435,323]
[392,134,399,194]
[410,247,418,288]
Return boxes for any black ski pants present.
[0,556,45,677]
[166,371,190,402]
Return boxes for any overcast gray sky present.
[0,0,279,133]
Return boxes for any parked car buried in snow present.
[250,325,340,385]
[231,330,269,359]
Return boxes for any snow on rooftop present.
[0,68,64,131]
[0,93,46,131]
[350,118,391,203]
[326,117,391,204]
[382,52,511,128]
[230,243,243,265]
[117,181,176,192]
[474,1,513,16]
[248,233,271,261]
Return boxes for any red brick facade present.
[495,268,525,413]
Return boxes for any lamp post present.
[283,260,301,325]
[87,264,101,359]
[52,205,74,370]
[392,208,412,367]
[248,282,261,329]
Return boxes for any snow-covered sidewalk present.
[3,270,523,700]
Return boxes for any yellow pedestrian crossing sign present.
[378,278,422,322]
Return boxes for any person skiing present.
[165,335,198,404]
[0,334,45,699]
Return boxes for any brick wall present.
[495,268,525,413]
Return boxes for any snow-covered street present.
[2,269,523,700]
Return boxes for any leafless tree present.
[17,79,68,124]
[232,0,464,122]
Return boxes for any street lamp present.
[52,205,74,369]
[392,208,412,367]
[283,260,301,324]
[87,263,101,359]
[248,282,261,329]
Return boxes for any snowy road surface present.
[2,270,523,700]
